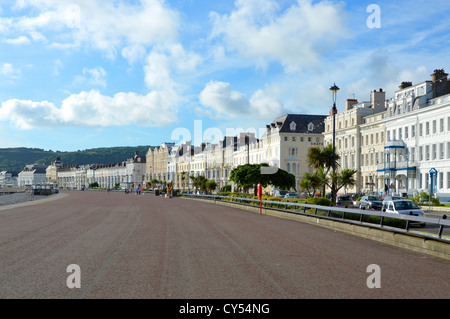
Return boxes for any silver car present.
[359,195,383,210]
[382,199,426,227]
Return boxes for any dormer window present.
[308,122,314,131]
[290,121,297,131]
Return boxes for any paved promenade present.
[0,190,448,299]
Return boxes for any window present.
[440,118,444,132]
[440,143,444,160]
[290,121,297,131]
[433,120,437,134]
[419,123,423,136]
[432,144,436,160]
[439,172,443,189]
[405,127,409,139]
[289,147,298,156]
[425,145,430,161]
[308,122,314,131]
[426,122,430,135]
[448,172,450,189]
[419,146,423,161]
[411,125,415,137]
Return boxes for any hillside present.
[0,146,152,174]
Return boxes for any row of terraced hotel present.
[43,69,450,201]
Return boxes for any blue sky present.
[0,0,449,151]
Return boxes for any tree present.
[230,163,296,195]
[180,171,187,190]
[326,168,357,201]
[307,144,340,197]
[191,175,208,192]
[205,180,217,193]
[89,182,99,188]
[299,172,321,197]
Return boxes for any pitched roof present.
[270,114,327,134]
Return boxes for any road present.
[0,190,448,299]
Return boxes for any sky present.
[0,0,449,151]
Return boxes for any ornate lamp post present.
[330,83,340,202]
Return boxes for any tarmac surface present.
[0,190,448,299]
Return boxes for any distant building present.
[0,171,15,187]
[46,157,62,186]
[17,164,48,187]
[262,114,328,191]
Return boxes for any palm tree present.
[299,171,322,197]
[327,168,357,202]
[307,145,340,197]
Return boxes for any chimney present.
[371,88,386,111]
[345,99,358,111]
[431,68,449,98]
[399,81,412,89]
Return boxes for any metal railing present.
[183,194,450,243]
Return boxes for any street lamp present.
[330,83,339,202]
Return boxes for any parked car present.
[359,195,383,210]
[382,199,426,227]
[336,194,353,207]
[275,190,288,198]
[284,192,299,199]
[382,195,404,203]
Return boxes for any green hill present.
[0,146,152,174]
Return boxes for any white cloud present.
[0,90,179,129]
[121,45,147,65]
[199,80,284,120]
[0,99,59,129]
[0,63,21,80]
[4,35,30,45]
[74,66,108,88]
[209,0,351,72]
[5,0,181,57]
[143,44,202,92]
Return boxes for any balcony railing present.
[377,161,416,171]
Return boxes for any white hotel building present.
[381,69,450,201]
